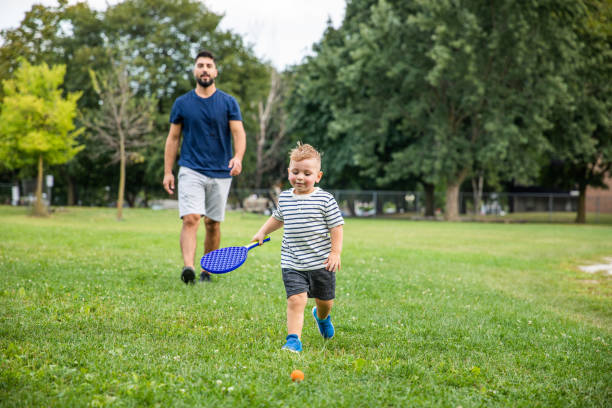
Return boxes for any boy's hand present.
[252,231,267,246]
[324,252,341,272]
[251,217,283,246]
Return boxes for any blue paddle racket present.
[200,236,271,274]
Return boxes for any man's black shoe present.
[199,271,211,282]
[181,266,196,284]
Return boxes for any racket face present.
[200,246,248,274]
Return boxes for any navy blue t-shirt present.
[169,89,242,178]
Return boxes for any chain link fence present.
[0,180,53,207]
[2,182,611,223]
[227,189,424,217]
[228,188,612,223]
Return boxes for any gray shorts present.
[282,268,336,300]
[177,166,232,221]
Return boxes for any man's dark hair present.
[195,50,215,63]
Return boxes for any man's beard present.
[196,76,214,88]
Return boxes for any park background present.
[0,1,611,406]
[0,0,610,223]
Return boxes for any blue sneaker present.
[312,307,334,339]
[281,334,302,353]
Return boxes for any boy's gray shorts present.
[282,268,335,300]
[178,166,232,221]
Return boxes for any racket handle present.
[247,236,270,250]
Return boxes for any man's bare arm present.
[228,120,246,176]
[163,123,182,194]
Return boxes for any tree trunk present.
[445,170,468,221]
[67,174,75,206]
[576,184,586,224]
[472,175,483,215]
[125,191,136,208]
[397,194,406,213]
[254,71,283,189]
[33,155,48,216]
[117,131,125,221]
[423,182,435,217]
[347,197,356,217]
[376,192,384,216]
[141,187,149,208]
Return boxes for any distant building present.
[586,173,612,213]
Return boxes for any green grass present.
[1,205,611,407]
[382,211,612,225]
[470,211,612,225]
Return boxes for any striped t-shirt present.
[272,188,344,271]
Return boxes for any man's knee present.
[182,214,201,228]
[204,217,220,232]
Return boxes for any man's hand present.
[163,173,175,195]
[229,157,242,176]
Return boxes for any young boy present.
[252,143,344,353]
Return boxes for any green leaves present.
[542,0,612,221]
[0,59,83,170]
[0,0,273,199]
[287,0,603,220]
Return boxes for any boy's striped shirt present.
[272,188,344,271]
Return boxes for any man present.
[163,50,246,284]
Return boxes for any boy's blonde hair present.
[289,142,321,164]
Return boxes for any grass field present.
[1,206,611,407]
[382,211,612,225]
[469,212,612,225]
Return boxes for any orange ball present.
[291,369,304,382]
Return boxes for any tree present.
[102,0,270,192]
[0,1,107,109]
[285,16,380,193]
[546,0,612,223]
[0,1,118,206]
[103,0,222,113]
[253,69,290,188]
[86,61,154,220]
[0,60,83,215]
[0,0,271,204]
[290,0,587,220]
[286,3,438,216]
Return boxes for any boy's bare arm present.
[253,217,284,245]
[325,225,343,272]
